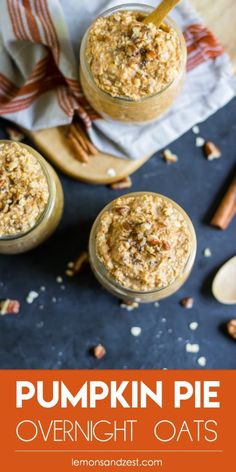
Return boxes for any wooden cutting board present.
[25,126,149,185]
[26,0,236,184]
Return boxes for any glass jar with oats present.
[0,141,64,254]
[89,192,196,303]
[80,3,187,124]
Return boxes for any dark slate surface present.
[0,99,236,370]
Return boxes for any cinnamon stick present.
[70,124,88,153]
[67,133,89,163]
[211,176,236,229]
[74,122,98,156]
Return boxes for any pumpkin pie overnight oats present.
[89,193,196,302]
[0,141,64,254]
[80,4,186,123]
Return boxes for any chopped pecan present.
[114,206,130,216]
[110,176,132,190]
[163,148,178,164]
[120,300,139,311]
[5,126,24,142]
[180,297,194,309]
[149,239,160,246]
[146,50,157,60]
[93,344,106,359]
[0,299,20,315]
[162,241,171,250]
[204,141,221,161]
[227,319,236,340]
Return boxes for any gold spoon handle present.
[143,0,180,28]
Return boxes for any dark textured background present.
[0,98,236,369]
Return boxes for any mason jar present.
[0,141,64,254]
[89,192,196,303]
[80,3,187,124]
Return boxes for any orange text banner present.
[0,370,235,471]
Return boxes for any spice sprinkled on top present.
[95,194,191,291]
[86,11,182,100]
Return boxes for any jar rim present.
[89,191,197,296]
[80,3,187,103]
[0,140,52,241]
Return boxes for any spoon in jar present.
[143,0,180,28]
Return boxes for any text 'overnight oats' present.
[95,194,191,292]
[86,11,182,100]
[80,6,186,122]
[0,142,49,237]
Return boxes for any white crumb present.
[161,318,167,323]
[56,276,63,284]
[52,297,57,303]
[189,321,199,331]
[120,302,139,311]
[130,326,142,337]
[26,290,39,304]
[186,343,200,353]
[203,247,212,257]
[107,168,117,177]
[192,125,200,134]
[36,321,44,328]
[154,301,160,307]
[67,261,74,269]
[195,136,205,147]
[40,286,46,292]
[197,356,207,367]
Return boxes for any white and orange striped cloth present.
[0,0,235,159]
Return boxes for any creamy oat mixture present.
[86,11,182,100]
[0,142,49,236]
[96,194,191,291]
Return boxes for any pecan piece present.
[227,319,236,340]
[110,176,132,190]
[162,241,171,250]
[146,50,157,60]
[120,300,139,311]
[93,344,106,359]
[204,141,221,161]
[5,126,24,142]
[163,148,178,164]
[149,239,160,246]
[180,297,194,309]
[0,299,20,315]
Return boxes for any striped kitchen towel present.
[0,0,235,160]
